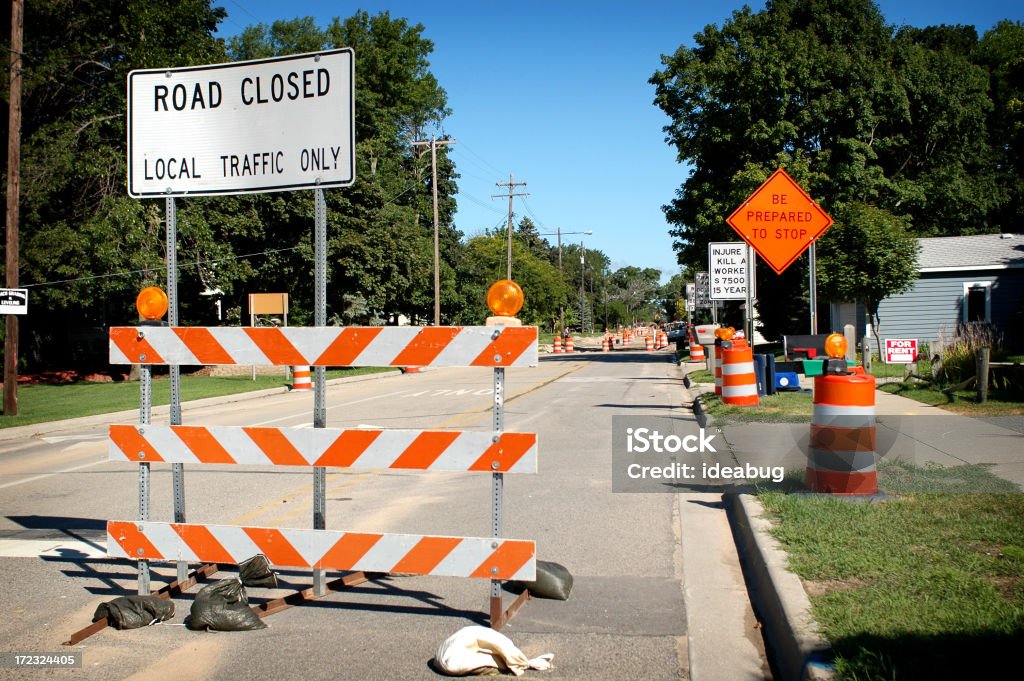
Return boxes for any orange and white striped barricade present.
[108,325,539,629]
[292,365,313,390]
[644,336,654,351]
[564,335,574,353]
[806,372,878,494]
[720,342,759,407]
[659,332,668,349]
[553,335,562,353]
[602,336,611,352]
[689,344,705,363]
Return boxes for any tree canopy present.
[651,0,1024,338]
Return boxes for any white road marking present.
[0,537,107,558]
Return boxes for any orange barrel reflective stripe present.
[689,344,705,362]
[564,335,575,353]
[713,345,723,396]
[806,372,877,494]
[553,335,562,353]
[292,365,312,390]
[720,344,759,406]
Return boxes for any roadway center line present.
[248,389,412,426]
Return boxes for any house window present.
[962,282,991,323]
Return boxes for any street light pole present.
[579,242,586,334]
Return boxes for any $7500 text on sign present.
[127,49,354,198]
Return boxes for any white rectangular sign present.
[694,272,710,308]
[685,283,695,312]
[709,242,749,300]
[0,288,28,315]
[128,49,354,197]
[885,338,918,364]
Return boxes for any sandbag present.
[238,553,278,589]
[92,595,174,630]
[187,578,266,631]
[512,560,573,601]
[435,625,553,677]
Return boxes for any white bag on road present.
[435,625,554,676]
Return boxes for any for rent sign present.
[128,49,354,197]
[885,338,918,363]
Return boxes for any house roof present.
[918,233,1024,272]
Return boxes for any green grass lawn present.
[760,472,1024,681]
[700,390,813,423]
[879,382,1024,415]
[0,367,392,428]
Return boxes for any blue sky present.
[216,1,1022,282]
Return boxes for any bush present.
[935,324,1006,385]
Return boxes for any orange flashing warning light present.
[136,286,169,321]
[825,333,847,359]
[486,279,524,317]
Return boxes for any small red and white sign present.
[885,338,918,363]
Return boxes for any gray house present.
[830,233,1024,353]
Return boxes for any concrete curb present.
[727,494,835,681]
[0,369,403,442]
[680,360,835,680]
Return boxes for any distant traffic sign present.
[0,288,27,315]
[725,168,833,274]
[708,242,748,300]
[694,272,711,308]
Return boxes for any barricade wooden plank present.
[109,425,538,473]
[109,326,538,367]
[107,521,536,581]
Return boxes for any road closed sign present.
[885,338,918,363]
[725,168,833,274]
[128,49,354,197]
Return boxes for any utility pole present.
[4,0,24,416]
[579,242,586,334]
[412,135,455,325]
[492,174,528,280]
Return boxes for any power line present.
[23,246,302,289]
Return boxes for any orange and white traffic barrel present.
[720,344,759,406]
[602,336,611,352]
[553,335,562,353]
[564,335,575,353]
[292,365,312,391]
[689,344,705,362]
[645,336,654,351]
[806,372,877,494]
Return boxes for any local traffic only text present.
[142,67,339,182]
[746,193,812,241]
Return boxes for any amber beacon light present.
[825,332,847,359]
[486,279,524,317]
[136,286,169,321]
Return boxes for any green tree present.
[817,203,919,360]
[650,0,1013,338]
[2,0,228,365]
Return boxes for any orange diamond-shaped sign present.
[725,168,833,275]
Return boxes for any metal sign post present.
[313,188,328,597]
[137,366,152,595]
[166,197,187,584]
[809,242,818,334]
[490,366,505,624]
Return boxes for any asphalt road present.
[0,348,700,680]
